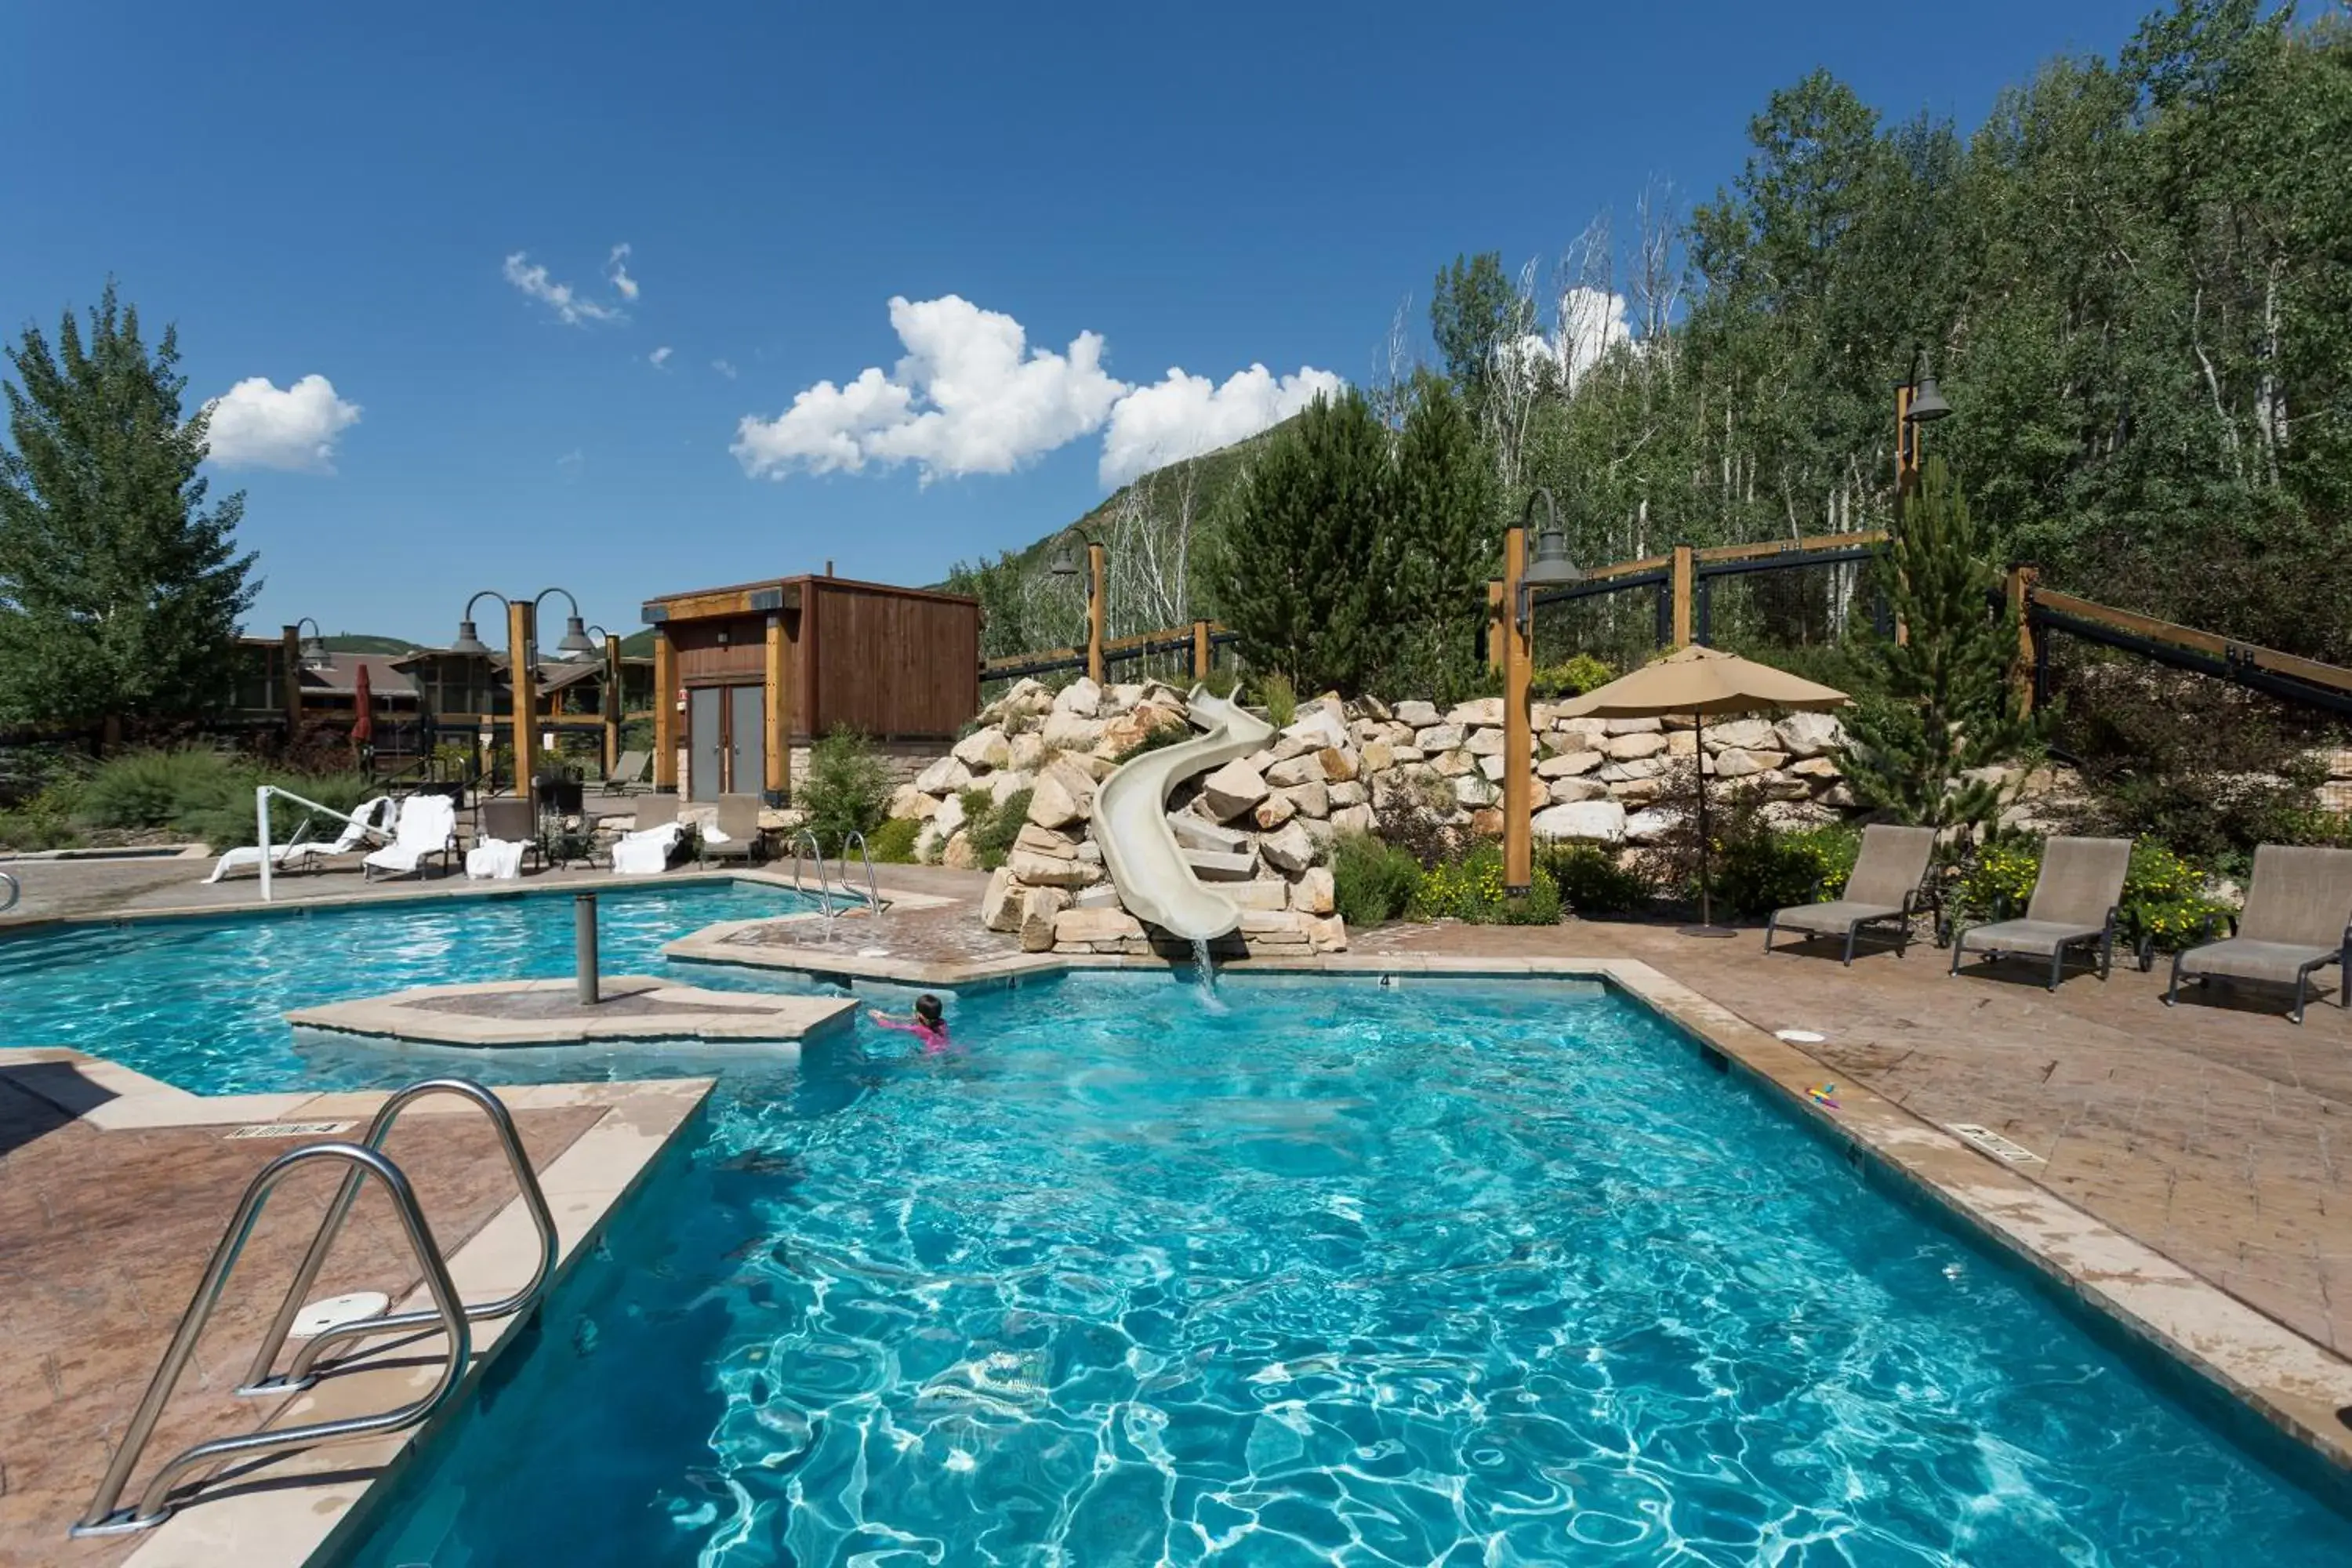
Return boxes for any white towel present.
[612,821,682,876]
[466,838,526,880]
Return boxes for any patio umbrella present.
[350,659,376,771]
[1557,644,1849,936]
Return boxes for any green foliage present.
[1527,655,1616,699]
[67,746,368,848]
[1407,841,1563,925]
[960,787,1033,872]
[1330,832,1423,927]
[1537,843,1654,916]
[864,815,922,864]
[798,728,892,852]
[0,284,258,731]
[1109,720,1192,761]
[1953,838,2045,922]
[1954,834,2234,953]
[1254,673,1298,728]
[1380,375,1499,699]
[1194,667,1242,700]
[1838,459,2035,834]
[1429,254,1528,423]
[1711,824,1862,917]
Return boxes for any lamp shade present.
[1047,543,1079,577]
[1906,373,1952,423]
[1523,525,1581,586]
[449,619,493,658]
[554,615,597,658]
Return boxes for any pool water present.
[300,972,2352,1567]
[0,883,810,1094]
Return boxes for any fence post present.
[1191,620,1210,681]
[2009,564,2041,715]
[1502,528,1534,897]
[1671,546,1695,648]
[1486,582,1506,672]
[1086,543,1108,686]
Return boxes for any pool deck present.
[0,1048,710,1568]
[9,852,2352,1534]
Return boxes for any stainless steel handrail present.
[0,869,17,913]
[72,1144,471,1537]
[239,1078,559,1395]
[838,830,882,926]
[789,828,835,941]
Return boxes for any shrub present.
[1254,673,1298,728]
[966,788,1032,871]
[1951,835,2233,955]
[1331,832,1422,927]
[1407,841,1562,925]
[1951,837,2044,922]
[797,729,892,852]
[1528,654,1616,699]
[1710,823,1861,918]
[864,815,922,863]
[184,771,369,851]
[1538,843,1653,916]
[78,747,231,829]
[1196,667,1242,699]
[1110,720,1192,761]
[0,806,78,851]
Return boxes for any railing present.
[1518,529,1892,652]
[0,869,17,913]
[73,1143,471,1537]
[982,620,1240,685]
[2020,580,2352,720]
[838,829,882,927]
[789,828,835,941]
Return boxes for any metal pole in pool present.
[256,785,274,904]
[574,892,599,1005]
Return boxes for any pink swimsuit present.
[871,1014,950,1054]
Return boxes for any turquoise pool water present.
[292,971,2352,1567]
[0,883,809,1094]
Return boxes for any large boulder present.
[1054,907,1143,946]
[1260,820,1316,873]
[931,791,970,841]
[887,783,938,819]
[1185,847,1259,880]
[1290,866,1336,915]
[1533,799,1627,844]
[1019,887,1070,951]
[1253,792,1298,830]
[985,768,1034,806]
[1603,732,1670,760]
[940,830,981,870]
[1597,757,1664,782]
[1229,880,1290,911]
[1415,724,1466,753]
[1537,749,1602,779]
[1317,746,1360,782]
[1359,739,1396,775]
[1013,822,1080,859]
[1791,756,1841,780]
[1394,699,1442,727]
[1200,758,1270,821]
[1282,709,1350,750]
[1431,749,1476,778]
[1775,711,1846,759]
[1463,727,1505,757]
[1556,717,1610,743]
[952,725,1012,770]
[1446,697,1504,727]
[1280,780,1331,818]
[1053,677,1102,717]
[914,753,972,795]
[1008,731,1048,771]
[1000,677,1054,720]
[1026,760,1097,830]
[1622,807,1683,844]
[1265,754,1327,789]
[1041,711,1106,752]
[1710,748,1770,779]
[1704,717,1777,752]
[1330,803,1375,837]
[980,866,1024,932]
[1604,716,1662,735]
[1010,849,1102,887]
[1327,779,1367,808]
[1169,812,1248,853]
[1453,774,1498,808]
[1548,776,1612,804]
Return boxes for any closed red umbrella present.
[350,660,375,748]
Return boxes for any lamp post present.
[583,622,622,775]
[450,586,590,794]
[1503,488,1584,895]
[1894,342,1952,512]
[280,619,330,735]
[1048,534,1109,685]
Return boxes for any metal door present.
[688,687,723,802]
[728,684,765,799]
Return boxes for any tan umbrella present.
[1558,644,1849,935]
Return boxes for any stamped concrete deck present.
[0,1049,710,1568]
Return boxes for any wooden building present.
[640,572,981,800]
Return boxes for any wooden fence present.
[982,619,1240,688]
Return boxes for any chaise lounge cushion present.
[1772,898,1907,937]
[2175,936,2342,986]
[1953,916,2106,956]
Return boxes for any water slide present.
[1092,686,1276,941]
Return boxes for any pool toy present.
[1807,1083,1840,1109]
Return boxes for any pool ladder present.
[786,829,884,944]
[0,869,17,913]
[72,1078,559,1538]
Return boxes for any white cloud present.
[1099,364,1342,486]
[711,358,738,379]
[202,375,362,474]
[733,294,1335,488]
[503,252,623,325]
[607,244,639,302]
[648,346,673,368]
[556,448,584,483]
[1506,286,1635,393]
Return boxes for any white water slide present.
[1091,686,1275,942]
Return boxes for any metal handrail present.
[789,828,835,941]
[72,1144,471,1537]
[0,869,18,913]
[240,1078,559,1395]
[838,830,882,926]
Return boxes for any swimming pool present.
[0,882,813,1094]
[289,971,2348,1567]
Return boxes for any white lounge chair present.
[612,795,686,876]
[203,797,397,884]
[363,793,456,881]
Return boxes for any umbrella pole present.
[1683,711,1736,938]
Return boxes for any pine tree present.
[0,284,257,735]
[1209,390,1393,693]
[1382,373,1497,701]
[1839,456,2035,832]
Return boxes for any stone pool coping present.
[0,866,959,938]
[657,935,2352,1479]
[285,975,857,1048]
[0,1047,713,1568]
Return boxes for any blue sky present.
[2,0,2160,644]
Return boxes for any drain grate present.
[227,1120,355,1140]
[1947,1123,2045,1163]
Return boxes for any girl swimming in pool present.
[868,993,950,1054]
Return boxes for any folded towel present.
[466,838,526,880]
[612,821,683,877]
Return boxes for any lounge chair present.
[1949,835,2132,991]
[1762,823,1937,964]
[612,792,686,876]
[203,796,396,884]
[2165,844,2352,1025]
[466,797,543,880]
[697,793,767,867]
[606,750,650,791]
[363,793,457,881]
